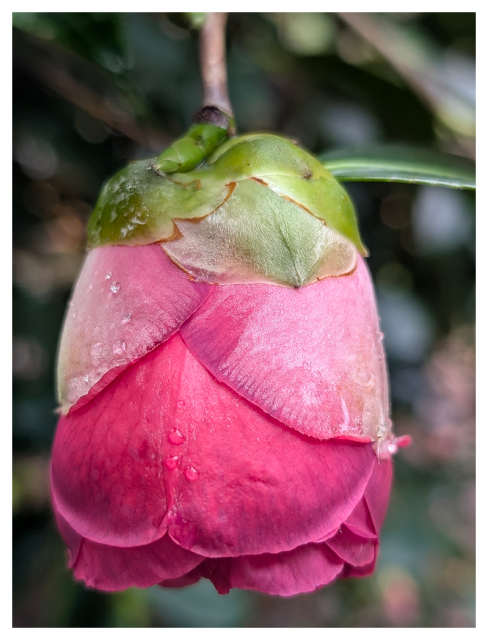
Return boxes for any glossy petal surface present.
[57,244,211,413]
[181,256,389,441]
[51,332,377,556]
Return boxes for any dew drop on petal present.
[83,374,89,383]
[91,342,103,365]
[168,429,185,445]
[122,313,132,323]
[377,331,384,341]
[177,400,186,408]
[185,466,199,481]
[165,455,179,470]
[112,340,126,356]
[388,440,398,455]
[87,283,93,292]
[105,272,112,280]
[110,281,121,293]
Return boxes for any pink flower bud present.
[51,135,402,596]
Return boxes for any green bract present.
[87,134,366,287]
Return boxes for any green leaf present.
[320,146,475,190]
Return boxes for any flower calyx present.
[87,132,366,287]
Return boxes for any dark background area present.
[12,12,475,627]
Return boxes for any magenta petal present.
[52,332,376,555]
[159,565,205,588]
[54,505,203,591]
[325,526,376,566]
[181,256,389,442]
[205,544,344,596]
[57,245,211,413]
[341,556,377,578]
[51,365,173,547]
[53,497,82,567]
[364,458,393,534]
[343,497,376,539]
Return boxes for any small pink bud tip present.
[396,435,412,448]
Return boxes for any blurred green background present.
[12,12,475,627]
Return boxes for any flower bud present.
[52,131,402,596]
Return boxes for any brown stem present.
[200,13,233,118]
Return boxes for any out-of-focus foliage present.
[13,12,475,628]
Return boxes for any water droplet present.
[83,374,89,383]
[378,354,384,361]
[105,271,112,280]
[185,466,199,482]
[110,281,121,293]
[122,312,131,323]
[165,455,179,470]
[377,331,384,341]
[388,441,398,455]
[177,400,186,408]
[91,342,103,364]
[87,283,93,292]
[112,340,126,356]
[71,310,77,318]
[168,429,185,445]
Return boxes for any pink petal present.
[52,332,376,556]
[203,544,344,596]
[159,566,205,588]
[364,458,393,534]
[54,504,203,591]
[341,557,377,578]
[181,256,389,442]
[57,245,211,413]
[325,526,376,566]
[342,497,377,539]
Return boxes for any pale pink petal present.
[57,244,211,413]
[181,256,389,442]
[203,544,344,596]
[52,332,376,556]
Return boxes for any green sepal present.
[87,133,366,287]
[186,135,366,255]
[87,159,230,248]
[155,123,229,174]
[164,178,357,287]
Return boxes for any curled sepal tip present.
[155,106,234,174]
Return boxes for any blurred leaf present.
[320,145,475,189]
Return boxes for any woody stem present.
[200,13,233,120]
